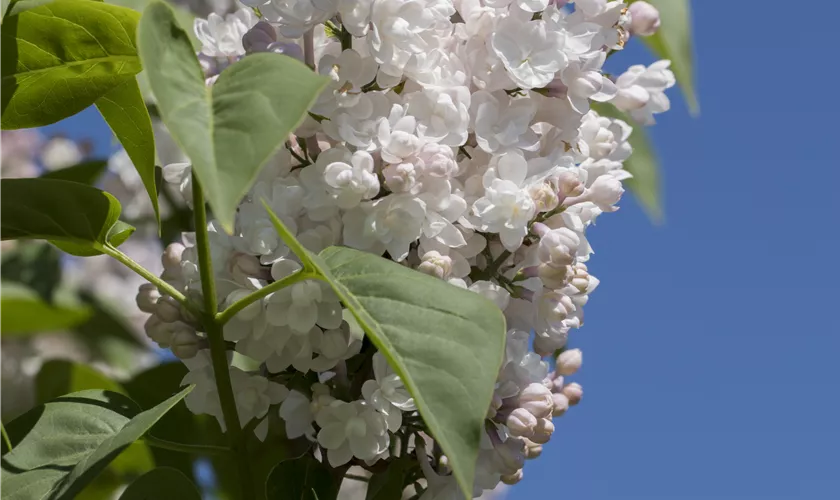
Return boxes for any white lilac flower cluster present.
[137,0,671,496]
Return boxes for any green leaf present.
[96,77,159,225]
[105,0,197,50]
[34,360,155,492]
[366,458,414,500]
[0,282,92,335]
[263,206,506,498]
[36,360,125,403]
[120,467,201,500]
[1,0,142,129]
[632,0,699,114]
[1,387,192,500]
[40,160,108,185]
[0,241,62,302]
[592,102,662,221]
[265,455,339,500]
[137,2,330,231]
[0,178,133,256]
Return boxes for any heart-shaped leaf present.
[1,387,192,500]
[137,1,329,231]
[1,0,142,129]
[264,205,507,498]
[0,178,134,255]
[120,467,201,500]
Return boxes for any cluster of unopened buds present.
[136,0,670,496]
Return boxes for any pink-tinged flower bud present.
[552,393,569,417]
[136,283,160,313]
[171,330,200,359]
[557,348,583,376]
[495,437,526,473]
[155,295,182,323]
[242,21,277,53]
[586,175,624,212]
[506,408,537,438]
[500,469,524,486]
[551,375,565,393]
[523,438,542,459]
[144,315,165,343]
[557,170,584,198]
[518,383,554,419]
[530,418,554,444]
[628,1,661,37]
[162,243,185,275]
[562,382,583,405]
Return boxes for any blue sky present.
[41,1,840,498]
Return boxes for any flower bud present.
[136,283,160,313]
[628,1,661,37]
[417,251,453,280]
[538,263,572,289]
[155,295,182,323]
[533,333,567,357]
[537,290,576,324]
[538,228,580,268]
[557,170,584,198]
[506,408,537,438]
[500,469,523,486]
[517,383,554,419]
[162,243,185,275]
[144,315,166,343]
[171,330,200,359]
[586,175,624,212]
[242,21,276,53]
[557,348,583,376]
[562,382,583,405]
[570,263,593,293]
[552,393,569,417]
[230,252,264,283]
[523,438,542,459]
[550,375,565,393]
[530,418,554,445]
[529,181,560,213]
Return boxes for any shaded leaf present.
[592,102,662,221]
[265,455,339,500]
[632,0,699,114]
[0,178,133,256]
[0,282,92,335]
[40,160,108,185]
[137,2,329,231]
[34,360,155,494]
[120,467,201,500]
[264,206,506,498]
[1,387,192,500]
[0,241,61,302]
[1,0,142,129]
[96,78,159,224]
[366,458,414,500]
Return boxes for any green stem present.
[1,421,12,451]
[215,270,317,325]
[101,244,203,320]
[474,250,511,282]
[143,435,231,456]
[192,176,255,500]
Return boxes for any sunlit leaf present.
[264,206,506,498]
[0,282,91,335]
[1,0,142,129]
[137,2,329,231]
